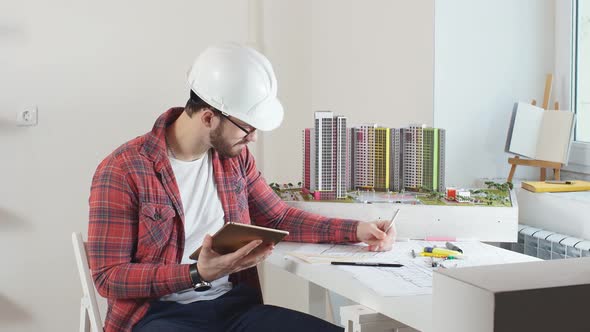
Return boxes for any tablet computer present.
[189,222,289,260]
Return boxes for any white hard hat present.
[187,43,284,131]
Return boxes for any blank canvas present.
[505,102,575,164]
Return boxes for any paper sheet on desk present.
[286,243,378,263]
[285,241,538,297]
[286,242,433,296]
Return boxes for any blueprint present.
[285,241,539,297]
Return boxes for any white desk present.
[265,241,539,332]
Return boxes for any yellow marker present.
[423,247,463,257]
[433,248,462,256]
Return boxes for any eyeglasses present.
[215,110,256,137]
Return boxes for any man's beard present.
[210,125,245,158]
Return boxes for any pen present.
[445,242,463,253]
[331,262,404,268]
[545,180,573,185]
[384,209,400,233]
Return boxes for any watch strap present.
[189,263,212,292]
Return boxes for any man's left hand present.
[356,220,397,252]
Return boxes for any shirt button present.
[154,213,161,220]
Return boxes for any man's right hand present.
[196,234,274,282]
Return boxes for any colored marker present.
[423,247,462,257]
[445,242,464,253]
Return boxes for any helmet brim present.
[234,97,284,132]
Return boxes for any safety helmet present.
[187,43,284,131]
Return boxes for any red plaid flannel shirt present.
[88,108,360,332]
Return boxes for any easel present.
[507,74,562,182]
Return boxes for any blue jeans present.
[133,285,344,332]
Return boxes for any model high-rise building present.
[353,124,376,190]
[389,128,405,192]
[347,128,353,190]
[421,128,446,192]
[374,127,390,191]
[404,125,424,191]
[302,128,316,191]
[303,111,350,200]
[437,129,446,192]
[335,116,348,199]
[422,128,439,192]
[314,111,335,199]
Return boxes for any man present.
[88,43,396,332]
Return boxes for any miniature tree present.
[426,190,440,199]
[484,181,496,190]
[499,182,512,192]
[420,186,433,194]
[484,181,499,190]
[483,181,512,192]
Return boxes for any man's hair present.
[185,91,213,117]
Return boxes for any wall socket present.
[17,106,38,126]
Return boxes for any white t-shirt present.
[160,150,232,303]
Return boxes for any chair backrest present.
[72,232,103,332]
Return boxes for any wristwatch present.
[189,263,212,292]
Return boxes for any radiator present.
[508,224,590,260]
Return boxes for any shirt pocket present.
[138,203,176,249]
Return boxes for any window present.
[575,0,590,142]
[558,0,590,171]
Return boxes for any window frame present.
[558,0,590,174]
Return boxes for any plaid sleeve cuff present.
[333,219,360,243]
[155,263,194,296]
[172,264,193,290]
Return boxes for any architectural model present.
[301,111,446,201]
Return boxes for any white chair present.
[72,232,104,332]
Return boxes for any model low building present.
[456,190,471,202]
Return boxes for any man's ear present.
[201,109,217,129]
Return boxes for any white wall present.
[0,1,250,331]
[260,0,434,184]
[434,0,555,187]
